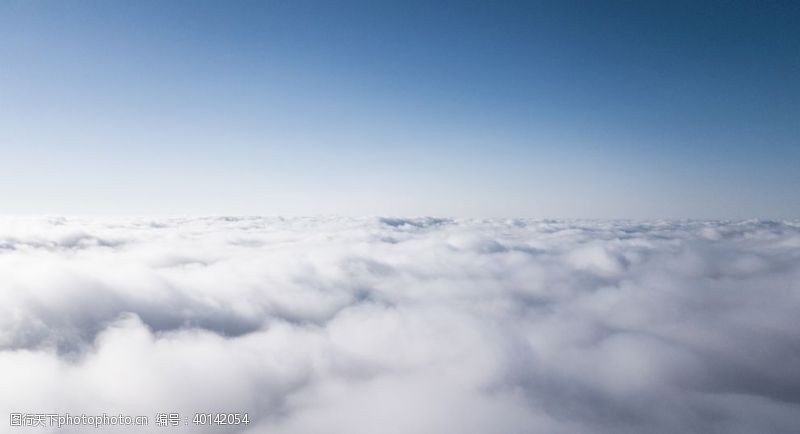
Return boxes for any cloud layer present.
[1,217,799,433]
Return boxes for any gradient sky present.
[1,0,798,218]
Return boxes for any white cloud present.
[1,217,799,433]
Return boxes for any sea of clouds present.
[1,216,799,433]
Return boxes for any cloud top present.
[1,217,799,433]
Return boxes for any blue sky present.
[1,0,798,218]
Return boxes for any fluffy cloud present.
[1,217,799,433]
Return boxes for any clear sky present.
[1,0,798,218]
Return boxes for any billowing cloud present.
[1,217,799,433]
